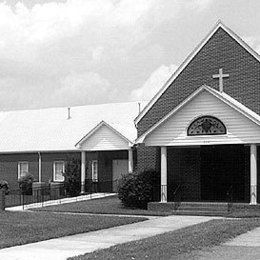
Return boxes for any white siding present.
[80,124,129,151]
[145,90,260,146]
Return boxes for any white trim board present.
[134,20,260,125]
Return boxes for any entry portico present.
[136,85,260,205]
[76,120,134,194]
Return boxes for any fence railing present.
[5,179,118,209]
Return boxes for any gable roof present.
[0,101,147,153]
[75,120,133,149]
[136,85,260,143]
[134,20,260,125]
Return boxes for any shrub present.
[0,180,9,195]
[18,174,34,195]
[118,169,159,209]
[63,158,81,196]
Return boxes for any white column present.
[161,146,167,203]
[81,151,86,194]
[250,144,257,205]
[128,149,133,173]
[38,152,42,183]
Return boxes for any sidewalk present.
[190,227,260,259]
[0,215,217,260]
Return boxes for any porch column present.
[161,146,167,203]
[250,144,257,205]
[38,152,42,183]
[81,151,86,194]
[128,149,133,173]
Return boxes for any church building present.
[135,21,260,206]
[0,21,260,210]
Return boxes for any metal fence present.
[5,180,118,209]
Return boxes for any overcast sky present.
[0,0,259,110]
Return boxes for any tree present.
[63,157,81,196]
[118,169,160,209]
[18,173,34,195]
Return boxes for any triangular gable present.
[136,86,260,146]
[76,121,132,151]
[134,20,260,125]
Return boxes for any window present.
[53,161,65,182]
[18,161,29,179]
[187,116,226,136]
[92,160,98,182]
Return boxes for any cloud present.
[130,64,178,101]
[244,36,260,55]
[0,0,213,110]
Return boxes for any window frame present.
[18,161,29,179]
[91,160,98,182]
[53,161,65,182]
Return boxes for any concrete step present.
[177,206,228,212]
[172,202,230,216]
[172,210,228,216]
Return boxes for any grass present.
[34,195,169,216]
[0,211,146,249]
[69,218,260,260]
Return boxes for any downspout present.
[38,152,42,183]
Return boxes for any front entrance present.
[200,145,246,202]
[112,160,128,192]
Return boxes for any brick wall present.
[0,152,80,190]
[0,153,39,189]
[41,152,80,183]
[138,28,260,136]
[137,144,160,173]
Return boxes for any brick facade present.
[0,150,128,192]
[41,152,80,184]
[136,26,260,202]
[0,153,39,189]
[138,28,260,136]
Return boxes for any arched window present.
[187,116,226,136]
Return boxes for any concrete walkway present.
[0,215,217,260]
[192,227,260,259]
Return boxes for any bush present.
[18,174,34,195]
[0,180,9,195]
[118,169,159,209]
[63,158,81,196]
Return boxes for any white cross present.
[212,68,229,93]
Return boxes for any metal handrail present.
[173,184,181,210]
[226,185,233,212]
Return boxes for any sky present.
[0,0,260,110]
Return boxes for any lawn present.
[0,211,146,249]
[34,195,169,216]
[69,218,260,260]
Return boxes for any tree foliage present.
[118,169,159,209]
[0,180,9,195]
[63,157,81,196]
[18,173,34,195]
